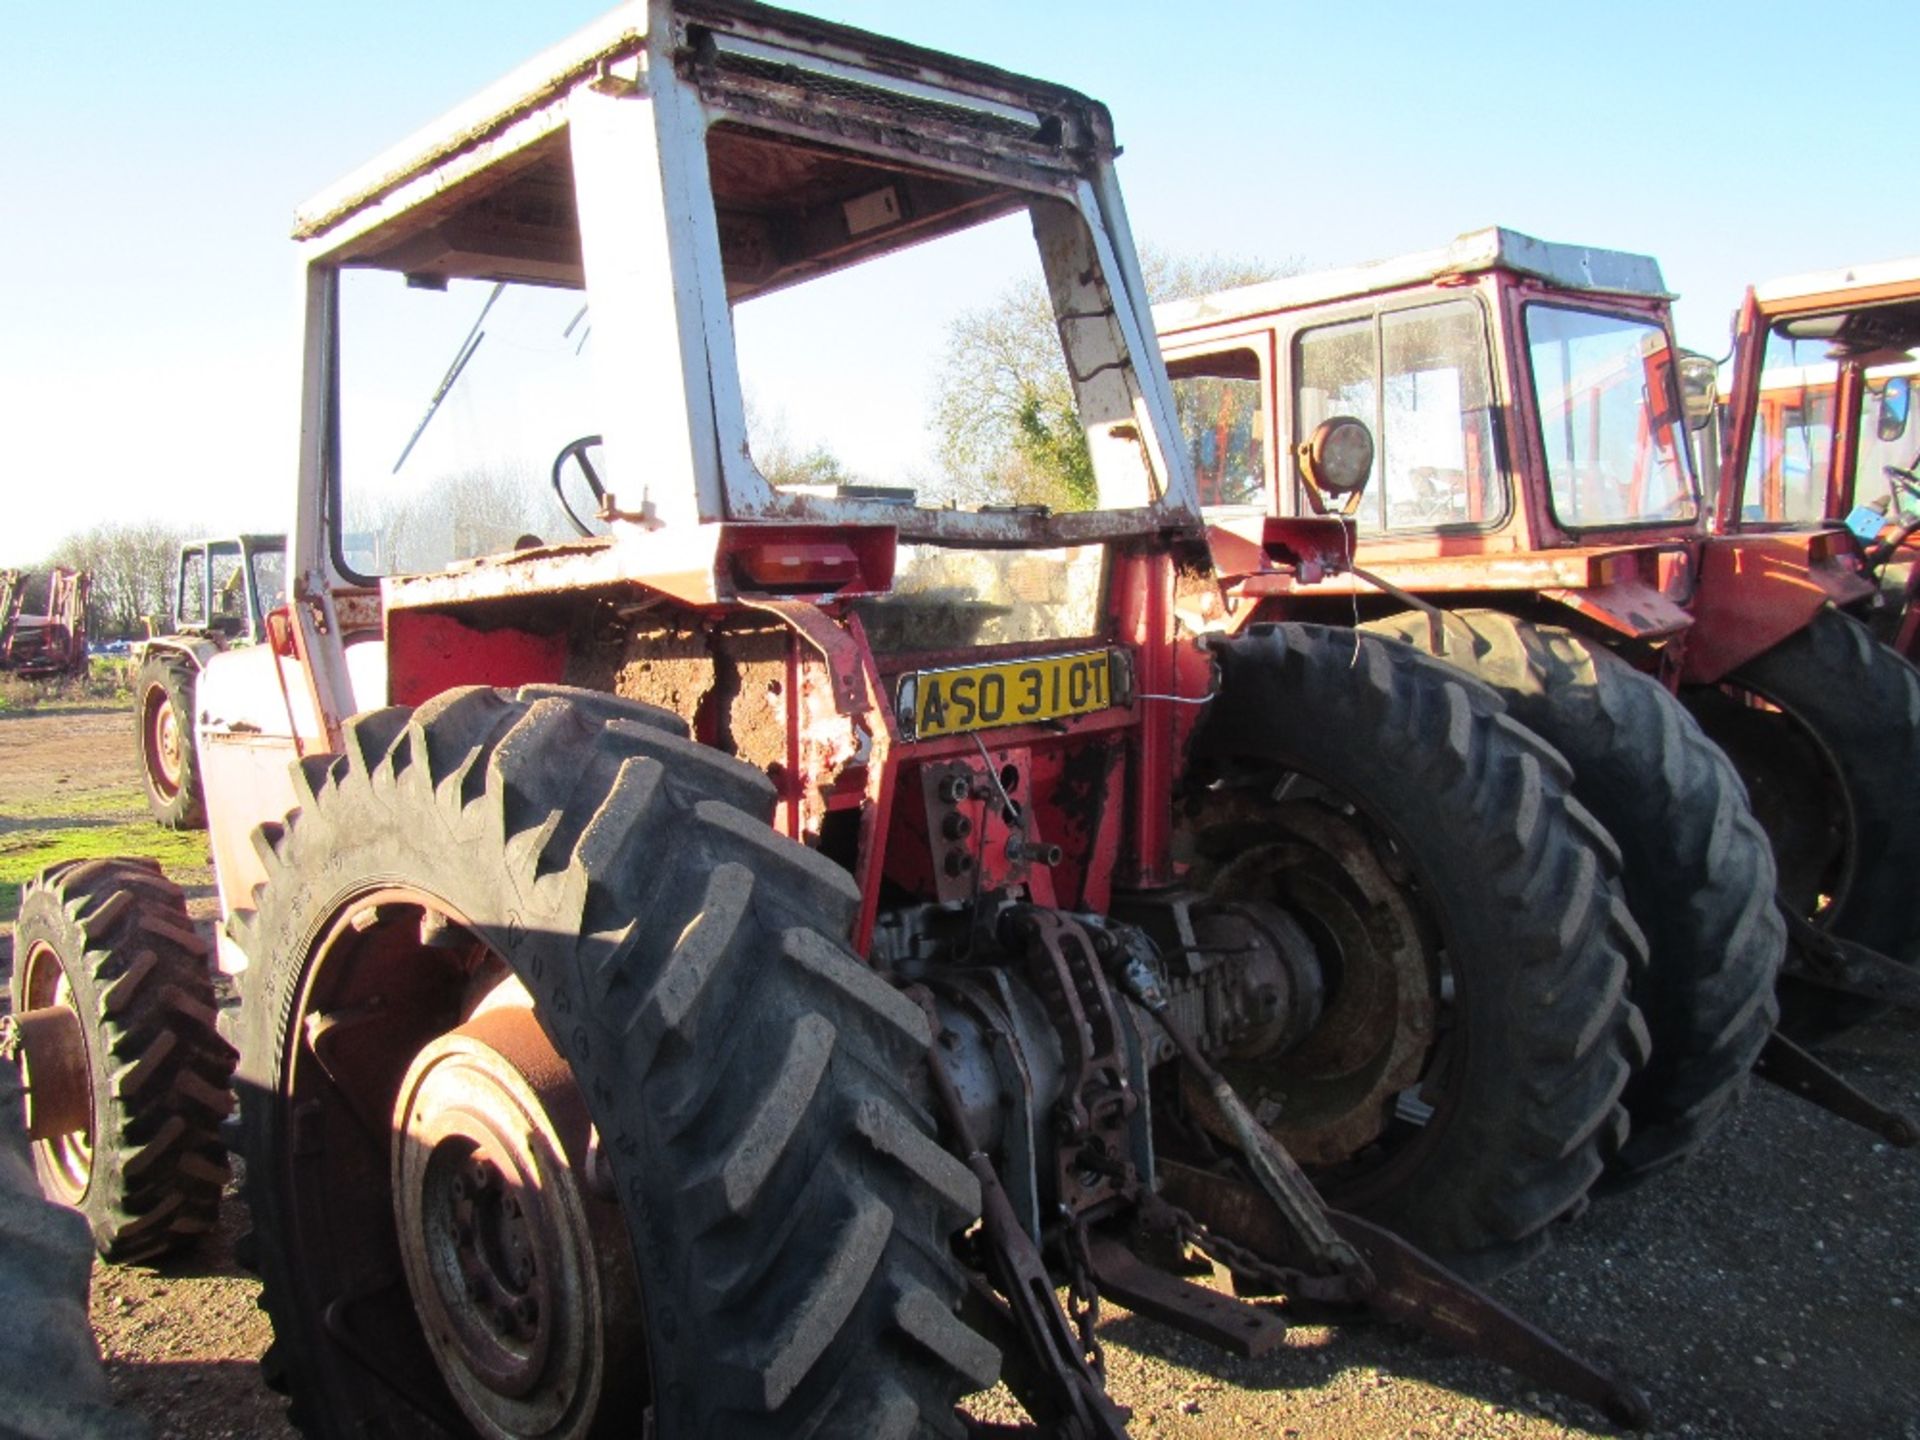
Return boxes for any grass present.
[1,783,146,823]
[0,822,210,925]
[0,657,135,715]
[0,673,208,931]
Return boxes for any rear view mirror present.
[1876,376,1911,442]
[1677,352,1718,432]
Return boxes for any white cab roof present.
[1752,255,1920,308]
[1154,226,1669,334]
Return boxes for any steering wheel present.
[551,435,607,537]
[1884,464,1920,504]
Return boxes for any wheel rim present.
[1178,788,1463,1208]
[1696,684,1853,927]
[144,684,183,796]
[20,940,93,1202]
[274,888,648,1440]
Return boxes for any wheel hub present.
[1186,799,1439,1168]
[392,1002,642,1439]
[11,942,94,1198]
[146,687,184,794]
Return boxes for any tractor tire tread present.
[1197,623,1647,1275]
[134,654,206,830]
[232,683,988,1439]
[1363,610,1783,1185]
[1688,606,1920,1039]
[10,859,235,1264]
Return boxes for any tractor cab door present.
[1163,289,1506,546]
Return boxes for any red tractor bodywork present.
[1153,228,1877,680]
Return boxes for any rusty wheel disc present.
[17,940,94,1202]
[144,684,183,797]
[392,997,641,1440]
[1181,796,1450,1187]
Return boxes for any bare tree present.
[344,465,549,575]
[744,397,858,490]
[46,521,201,637]
[931,246,1296,509]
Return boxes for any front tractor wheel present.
[8,857,235,1262]
[136,654,205,830]
[1185,624,1650,1276]
[1684,607,1920,1040]
[233,686,996,1440]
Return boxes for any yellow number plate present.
[898,650,1121,740]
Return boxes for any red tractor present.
[1157,228,1920,1165]
[5,11,1674,1434]
[0,567,91,680]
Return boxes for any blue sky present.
[4,1,1914,560]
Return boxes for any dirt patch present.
[0,708,134,809]
[90,1189,293,1440]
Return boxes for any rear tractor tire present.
[1362,610,1783,1186]
[136,653,205,830]
[233,685,996,1440]
[9,857,236,1263]
[1684,607,1920,1040]
[1184,623,1650,1277]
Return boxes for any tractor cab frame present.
[1154,227,1877,684]
[1715,254,1920,659]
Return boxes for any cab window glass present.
[1168,348,1267,506]
[1527,304,1696,528]
[1742,328,1836,523]
[336,273,593,577]
[1296,300,1498,531]
[1860,371,1920,521]
[177,548,207,628]
[208,549,248,636]
[249,547,287,620]
[1745,326,1920,523]
[1295,318,1377,509]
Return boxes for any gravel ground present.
[4,706,1917,1439]
[60,1009,1920,1440]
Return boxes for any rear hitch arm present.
[1778,905,1920,1013]
[1156,1161,1651,1429]
[1119,967,1652,1430]
[1753,1028,1919,1147]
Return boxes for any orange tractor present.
[1713,255,1920,662]
[1157,229,1920,1165]
[3,10,1701,1435]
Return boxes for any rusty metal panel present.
[1683,532,1879,682]
[1536,580,1692,639]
